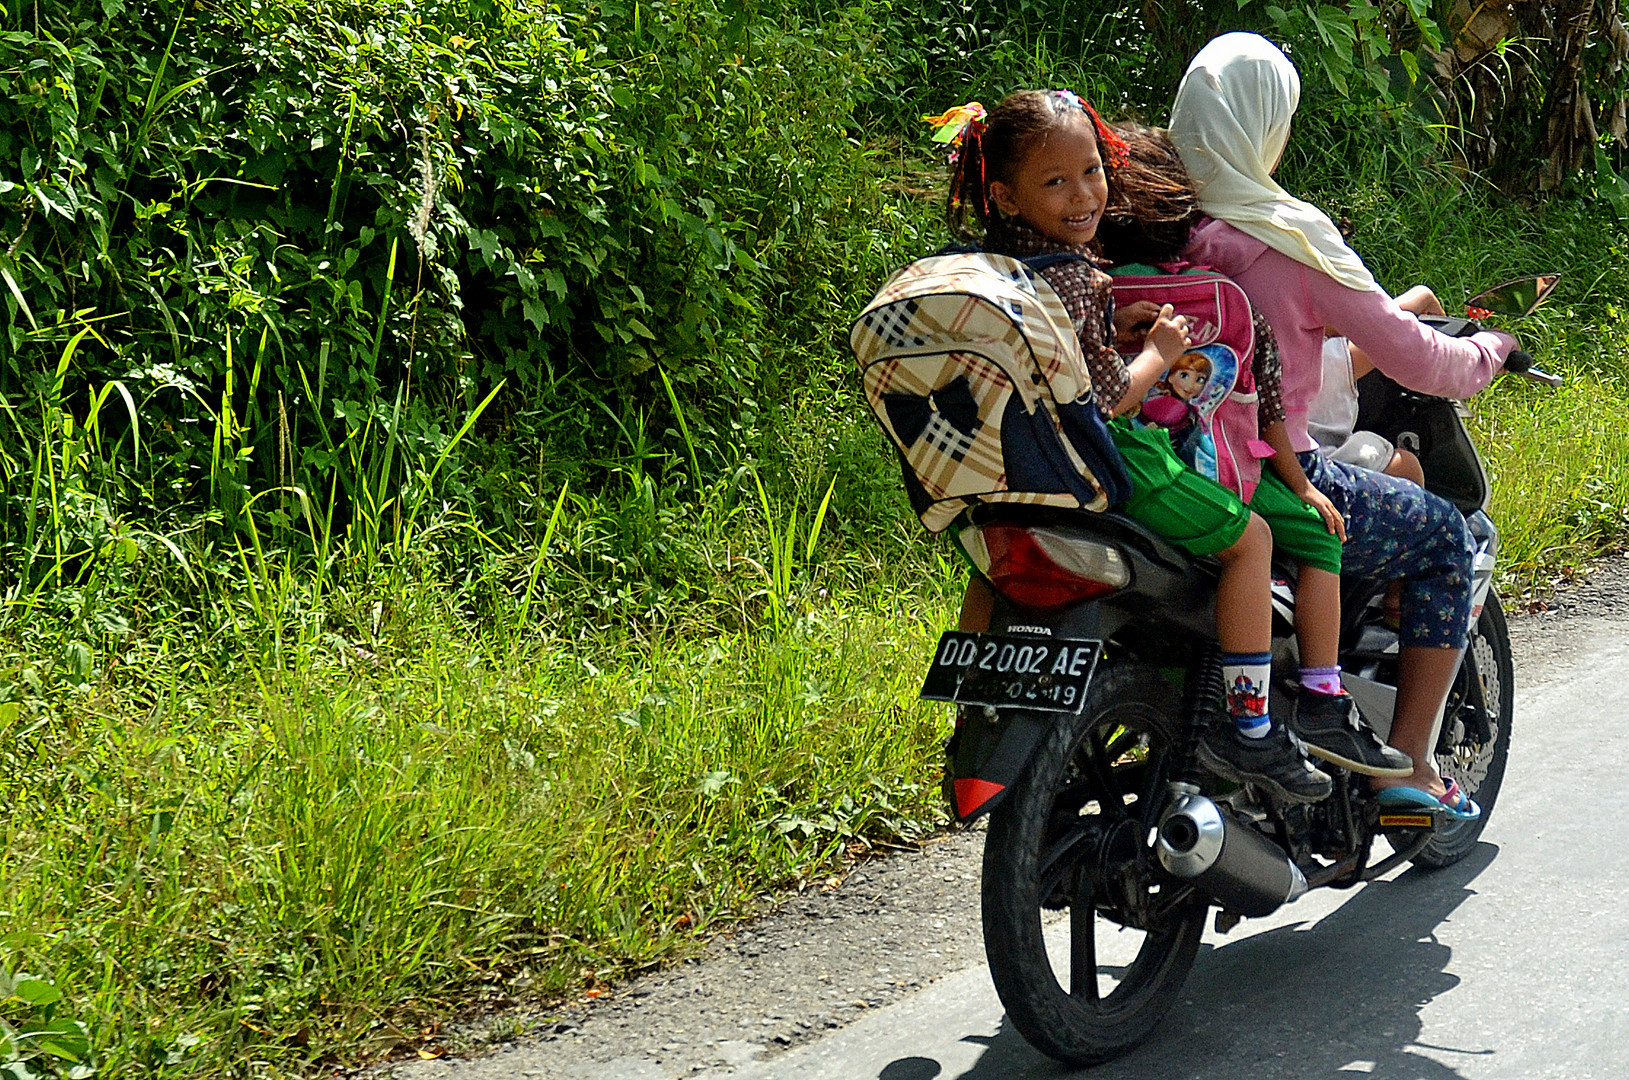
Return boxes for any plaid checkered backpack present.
[850,251,1132,533]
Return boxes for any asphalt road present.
[390,569,1629,1080]
[726,623,1629,1080]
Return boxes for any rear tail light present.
[958,524,1131,611]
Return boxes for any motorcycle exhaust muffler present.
[1155,785,1308,917]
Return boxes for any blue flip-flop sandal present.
[1376,778,1480,822]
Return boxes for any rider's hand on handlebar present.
[1145,304,1191,366]
[1483,328,1521,368]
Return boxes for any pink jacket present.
[1184,219,1515,453]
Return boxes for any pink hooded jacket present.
[1185,218,1515,453]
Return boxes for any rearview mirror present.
[1466,274,1560,318]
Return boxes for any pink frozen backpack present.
[1109,263,1272,500]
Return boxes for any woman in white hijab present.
[1168,31,1521,819]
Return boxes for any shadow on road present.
[924,841,1499,1080]
[877,1057,945,1080]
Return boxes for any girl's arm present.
[1045,265,1185,418]
[1113,305,1188,416]
[1263,419,1346,541]
[1251,310,1286,426]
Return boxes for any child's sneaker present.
[1198,715,1333,804]
[1293,691,1413,778]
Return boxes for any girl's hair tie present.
[924,101,987,163]
[1054,88,1129,168]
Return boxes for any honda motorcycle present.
[921,276,1559,1065]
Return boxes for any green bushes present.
[0,0,909,537]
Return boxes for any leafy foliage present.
[0,968,96,1080]
[0,0,907,554]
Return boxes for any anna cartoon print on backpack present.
[1109,263,1263,498]
[1145,349,1213,430]
[1138,341,1238,477]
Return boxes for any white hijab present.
[1169,32,1378,291]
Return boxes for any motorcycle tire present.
[981,660,1209,1066]
[1413,592,1514,869]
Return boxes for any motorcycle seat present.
[961,503,1213,576]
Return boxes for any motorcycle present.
[920,276,1560,1066]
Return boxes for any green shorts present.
[1247,469,1343,575]
[1110,419,1251,557]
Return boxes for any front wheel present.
[1413,592,1514,868]
[981,661,1208,1067]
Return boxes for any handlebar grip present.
[1504,349,1532,373]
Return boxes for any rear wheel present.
[981,661,1208,1066]
[1413,593,1514,868]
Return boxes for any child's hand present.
[1299,485,1348,542]
[1113,300,1162,350]
[1144,304,1191,366]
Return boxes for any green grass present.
[1,536,960,1075]
[1477,363,1629,594]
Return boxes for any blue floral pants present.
[1299,451,1474,650]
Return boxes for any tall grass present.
[0,385,959,1073]
[1,570,953,1073]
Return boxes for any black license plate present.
[919,632,1102,714]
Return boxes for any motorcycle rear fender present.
[943,602,1126,824]
[942,708,1054,823]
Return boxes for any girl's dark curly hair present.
[945,90,1127,241]
[1095,122,1202,266]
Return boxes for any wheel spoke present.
[1036,822,1093,899]
[1070,866,1099,1001]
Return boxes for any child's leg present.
[1210,512,1271,653]
[1294,567,1341,668]
[1245,471,1344,669]
[1249,471,1413,777]
[1384,447,1424,487]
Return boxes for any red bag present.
[1109,263,1274,500]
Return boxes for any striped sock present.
[1222,651,1272,738]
